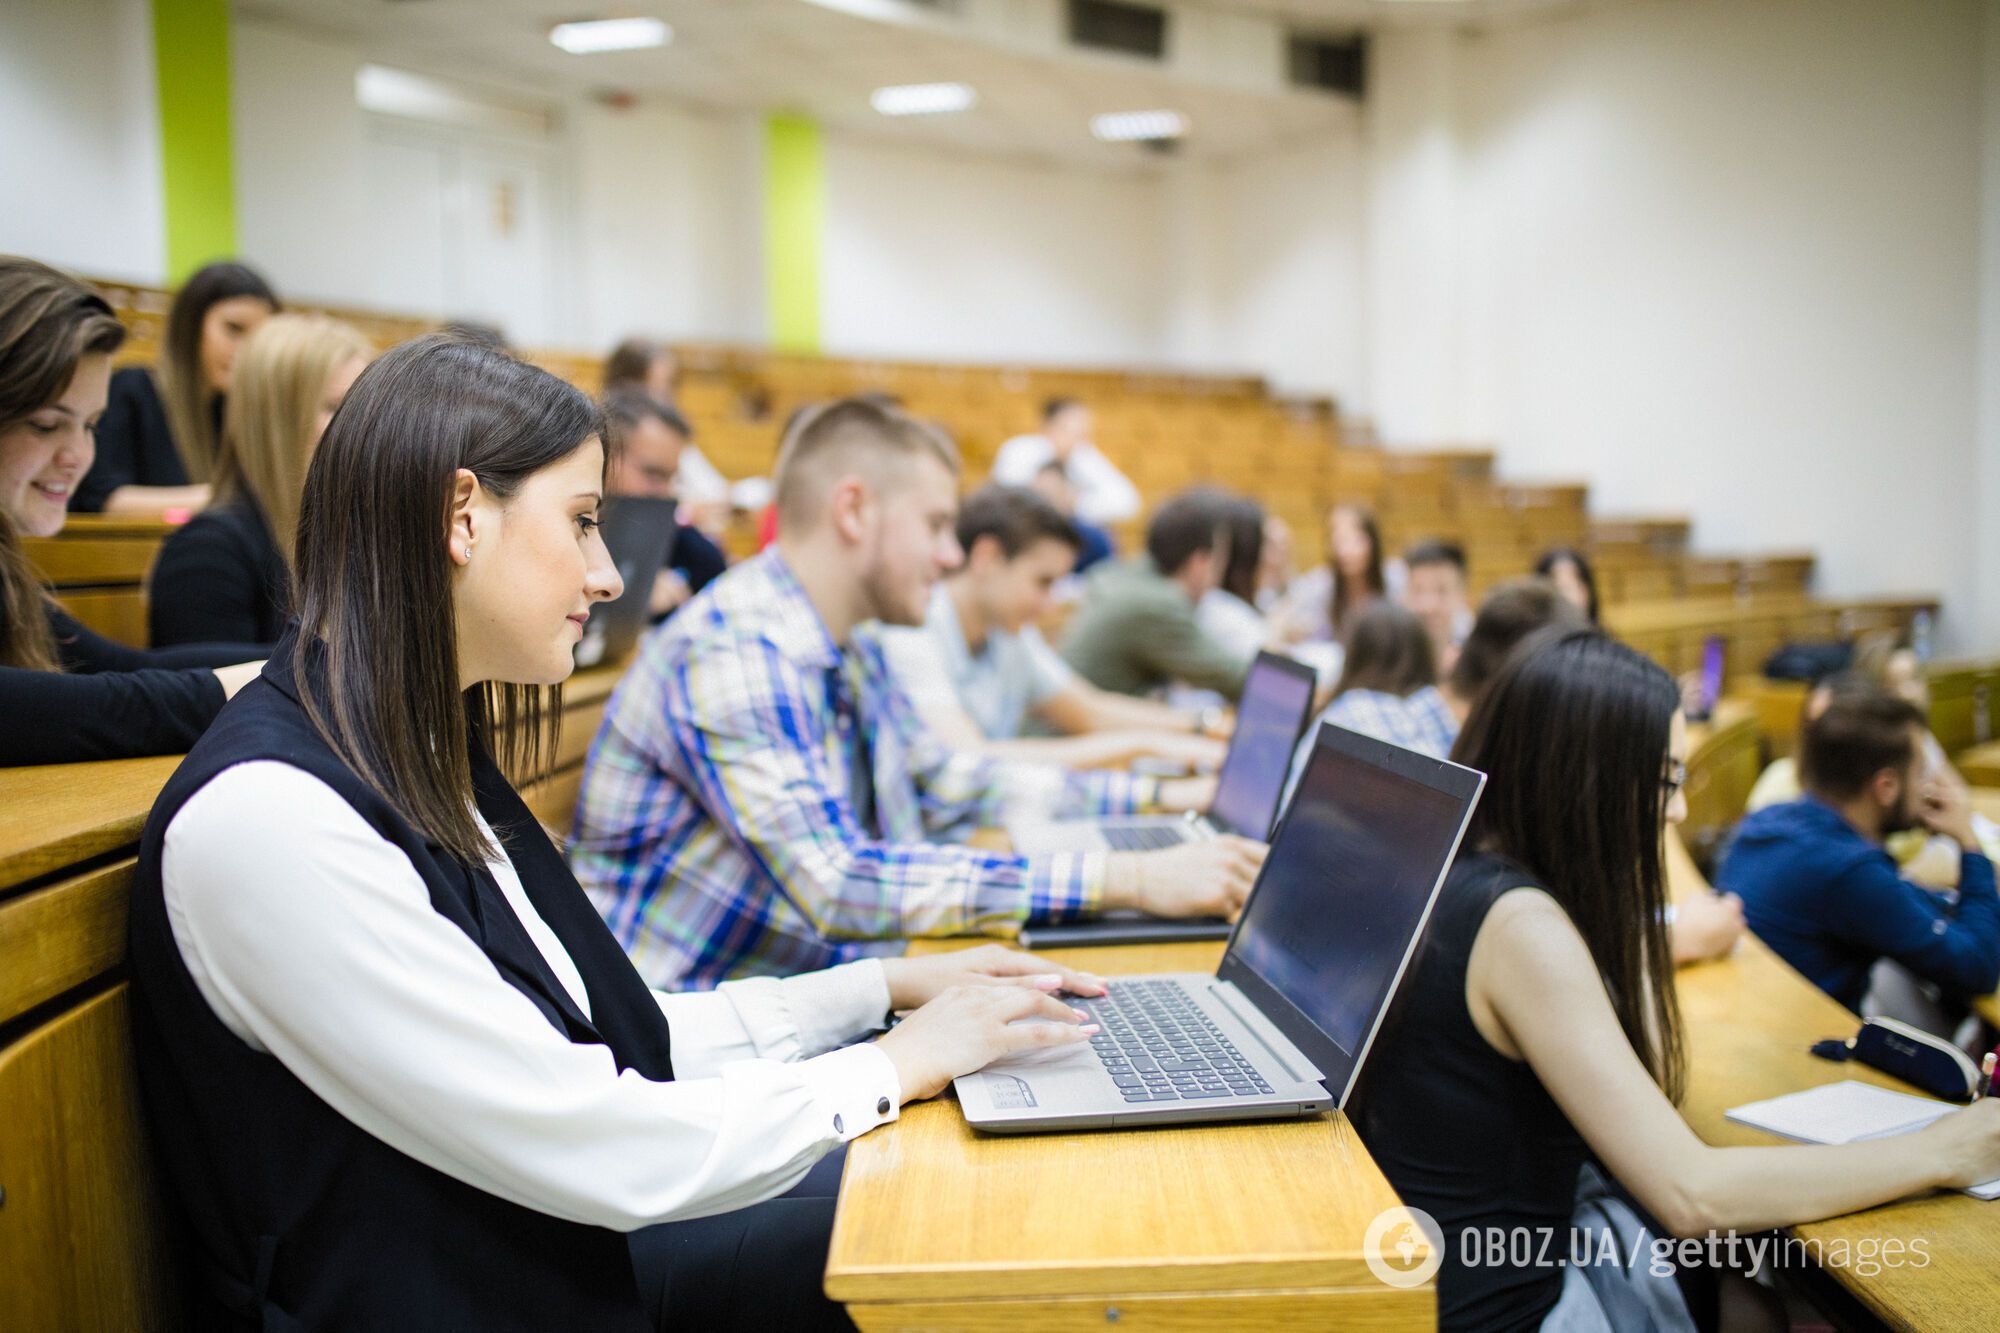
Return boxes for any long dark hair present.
[1534,545,1600,624]
[158,260,279,485]
[0,258,126,670]
[1334,601,1436,699]
[1217,495,1266,603]
[292,334,602,864]
[1327,502,1385,635]
[1450,627,1686,1102]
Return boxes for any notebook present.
[1725,1079,2000,1199]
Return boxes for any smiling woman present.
[0,255,262,765]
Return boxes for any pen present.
[1978,1052,1995,1101]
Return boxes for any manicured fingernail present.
[1072,1006,1090,1020]
[1079,1024,1101,1035]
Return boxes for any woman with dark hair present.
[1351,629,2000,1331]
[1276,501,1390,645]
[1534,544,1601,624]
[0,256,261,766]
[1194,493,1269,664]
[128,334,1105,1331]
[74,260,279,514]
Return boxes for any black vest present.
[127,635,675,1331]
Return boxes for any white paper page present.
[1726,1080,1998,1198]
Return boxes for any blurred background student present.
[74,260,279,516]
[149,314,371,647]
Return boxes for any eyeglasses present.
[1660,760,1689,801]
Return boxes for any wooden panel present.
[52,588,150,648]
[522,765,586,842]
[20,535,161,585]
[0,860,133,1026]
[0,985,183,1332]
[1681,713,1761,868]
[828,938,1423,1311]
[847,1286,1430,1332]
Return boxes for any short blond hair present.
[215,313,373,569]
[772,397,960,528]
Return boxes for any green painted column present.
[152,0,236,281]
[765,113,824,354]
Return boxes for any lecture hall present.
[4,0,2000,1329]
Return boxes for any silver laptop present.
[574,495,679,669]
[1008,651,1318,856]
[957,723,1485,1132]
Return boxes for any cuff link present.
[833,1113,845,1135]
[876,1096,892,1116]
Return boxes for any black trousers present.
[628,1147,856,1332]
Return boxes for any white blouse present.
[161,760,900,1233]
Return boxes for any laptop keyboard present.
[1100,823,1189,852]
[1075,978,1274,1102]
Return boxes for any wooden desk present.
[826,937,1433,1331]
[1669,838,2000,1330]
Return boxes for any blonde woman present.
[149,315,371,647]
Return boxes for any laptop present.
[574,495,679,670]
[1689,634,1726,722]
[1009,652,1317,857]
[956,723,1484,1132]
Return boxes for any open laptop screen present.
[1219,725,1483,1102]
[1207,654,1318,838]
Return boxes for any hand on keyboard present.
[1106,835,1267,922]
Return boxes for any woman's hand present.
[1923,1097,2000,1191]
[879,943,1107,1013]
[874,985,1099,1102]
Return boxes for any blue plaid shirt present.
[1286,686,1461,800]
[570,551,1154,990]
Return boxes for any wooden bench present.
[21,516,177,648]
[0,661,622,1328]
[1681,703,1762,870]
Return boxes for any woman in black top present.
[73,261,278,515]
[0,257,261,766]
[1351,629,2000,1331]
[149,314,371,647]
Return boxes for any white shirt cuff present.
[799,1041,901,1142]
[782,958,893,1057]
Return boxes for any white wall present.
[820,135,1171,367]
[1978,4,2000,654]
[0,0,163,282]
[1164,133,1367,399]
[1366,0,1992,646]
[571,101,764,347]
[233,19,375,308]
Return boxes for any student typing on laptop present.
[1350,629,2000,1333]
[570,398,1266,991]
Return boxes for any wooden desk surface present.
[1670,838,2000,1330]
[827,938,1433,1331]
[0,661,627,895]
[0,756,180,892]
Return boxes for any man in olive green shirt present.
[1059,488,1250,702]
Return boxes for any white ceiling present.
[236,0,1615,167]
[233,0,1362,168]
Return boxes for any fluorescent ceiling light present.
[871,82,976,116]
[549,17,672,55]
[1090,109,1189,142]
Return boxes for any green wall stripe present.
[152,0,236,282]
[765,113,824,355]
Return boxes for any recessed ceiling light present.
[870,82,977,116]
[1090,109,1189,142]
[549,17,672,55]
